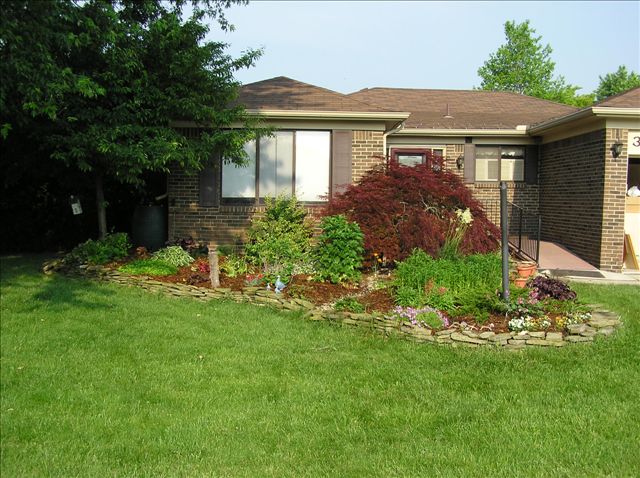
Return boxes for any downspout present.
[383,120,405,161]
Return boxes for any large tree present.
[477,20,592,106]
[595,65,640,101]
[1,0,265,238]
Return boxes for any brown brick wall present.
[168,134,543,249]
[352,130,385,182]
[539,128,626,271]
[601,128,628,271]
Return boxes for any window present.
[390,147,445,166]
[222,130,331,202]
[475,146,524,182]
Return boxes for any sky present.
[211,0,640,95]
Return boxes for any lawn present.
[1,255,639,477]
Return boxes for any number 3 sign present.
[628,131,640,155]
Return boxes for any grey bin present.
[131,205,167,251]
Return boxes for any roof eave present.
[393,128,528,137]
[245,109,411,121]
[529,107,640,135]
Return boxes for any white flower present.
[455,208,473,225]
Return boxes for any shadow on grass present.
[1,254,117,312]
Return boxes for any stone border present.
[43,260,623,349]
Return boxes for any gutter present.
[393,128,528,137]
[383,120,406,157]
[243,109,411,122]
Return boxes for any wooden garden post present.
[208,243,220,288]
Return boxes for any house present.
[167,77,640,272]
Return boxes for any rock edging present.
[43,259,623,349]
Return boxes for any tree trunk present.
[95,172,107,239]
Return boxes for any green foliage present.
[334,297,366,313]
[1,0,268,236]
[394,249,501,317]
[152,246,194,268]
[67,233,131,265]
[245,196,313,282]
[595,65,640,101]
[220,253,249,278]
[314,215,364,284]
[477,20,586,105]
[118,259,177,276]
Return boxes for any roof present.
[348,88,578,129]
[238,76,394,113]
[593,86,640,108]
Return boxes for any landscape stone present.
[526,339,565,347]
[567,324,587,335]
[580,328,597,337]
[436,329,456,336]
[462,330,479,338]
[450,332,486,345]
[546,332,564,341]
[489,333,513,342]
[529,331,546,338]
[565,335,594,343]
[596,327,616,336]
[479,331,496,340]
[588,317,621,329]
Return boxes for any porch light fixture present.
[611,141,623,158]
[456,154,464,169]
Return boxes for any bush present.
[152,246,194,267]
[220,253,249,278]
[314,215,364,284]
[394,249,501,317]
[67,232,131,265]
[325,161,500,262]
[245,195,313,282]
[118,259,178,276]
[529,276,577,301]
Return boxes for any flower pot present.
[516,262,537,278]
[513,277,528,288]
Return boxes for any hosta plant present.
[152,246,194,267]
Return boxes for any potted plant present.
[516,261,537,278]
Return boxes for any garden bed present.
[43,258,623,350]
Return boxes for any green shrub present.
[245,195,313,282]
[152,246,194,267]
[67,233,131,265]
[314,215,364,284]
[220,253,249,278]
[394,249,501,317]
[334,297,365,313]
[118,259,178,276]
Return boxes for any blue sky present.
[214,0,640,94]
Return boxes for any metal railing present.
[483,200,541,264]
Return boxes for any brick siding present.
[351,130,385,182]
[539,128,626,272]
[168,135,543,247]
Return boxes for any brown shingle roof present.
[348,88,578,129]
[594,86,640,108]
[238,77,393,113]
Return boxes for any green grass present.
[2,255,639,477]
[118,258,178,276]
